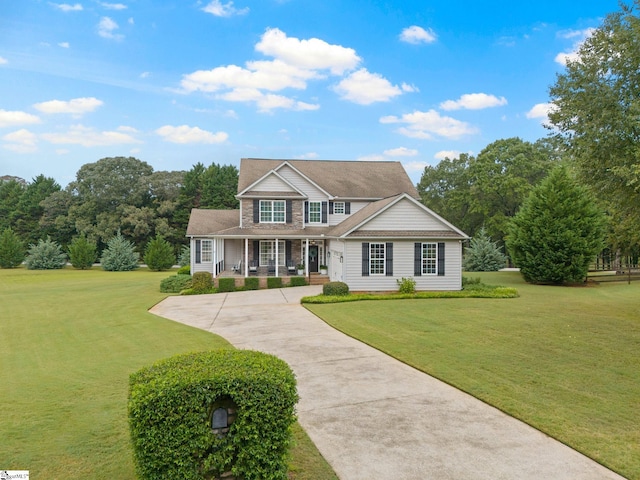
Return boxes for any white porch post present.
[212,240,217,278]
[244,238,249,277]
[275,238,279,277]
[305,238,309,277]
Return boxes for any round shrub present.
[160,274,192,293]
[177,265,190,275]
[128,350,298,480]
[192,271,213,293]
[323,281,349,296]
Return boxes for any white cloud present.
[51,3,83,12]
[41,124,141,146]
[58,42,70,48]
[0,57,7,65]
[380,110,478,140]
[155,125,228,144]
[202,0,249,17]
[140,71,151,78]
[334,68,402,105]
[33,97,103,115]
[255,28,360,75]
[100,2,127,9]
[97,17,123,40]
[295,152,319,160]
[526,102,557,124]
[383,147,418,157]
[401,83,419,93]
[2,129,38,153]
[357,154,386,162]
[440,93,507,110]
[400,26,437,45]
[402,160,429,174]
[434,150,462,160]
[555,28,595,66]
[0,109,41,128]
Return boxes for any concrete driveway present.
[149,286,626,480]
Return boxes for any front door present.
[308,245,319,273]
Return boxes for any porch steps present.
[308,273,330,286]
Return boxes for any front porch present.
[215,268,330,287]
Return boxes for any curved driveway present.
[150,286,625,480]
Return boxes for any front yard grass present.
[0,267,336,480]
[305,271,640,480]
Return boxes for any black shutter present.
[195,240,201,264]
[329,201,334,214]
[304,201,309,223]
[385,242,393,276]
[321,201,328,223]
[437,242,445,276]
[285,240,292,264]
[345,202,351,214]
[414,243,422,276]
[253,199,259,223]
[362,242,369,276]
[253,241,259,263]
[286,200,292,224]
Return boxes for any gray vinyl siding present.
[359,198,450,231]
[344,239,463,291]
[254,173,296,192]
[329,200,369,226]
[277,165,326,201]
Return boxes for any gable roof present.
[238,158,419,199]
[186,209,239,236]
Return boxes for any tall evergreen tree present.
[0,228,25,268]
[143,235,175,271]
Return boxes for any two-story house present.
[187,158,468,291]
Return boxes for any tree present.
[548,1,640,249]
[0,228,25,268]
[0,179,25,232]
[25,237,67,270]
[12,175,61,245]
[68,235,97,269]
[101,231,139,271]
[143,235,175,271]
[463,227,507,272]
[506,167,606,285]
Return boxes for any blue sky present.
[0,0,621,187]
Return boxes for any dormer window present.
[333,202,345,214]
[260,200,285,223]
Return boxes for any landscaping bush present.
[128,350,298,480]
[191,271,213,293]
[178,245,190,267]
[396,277,416,294]
[244,277,259,290]
[160,274,192,293]
[143,235,175,271]
[463,227,507,272]
[323,281,349,296]
[218,277,236,293]
[267,277,282,289]
[177,265,190,275]
[0,227,25,268]
[25,237,66,270]
[289,276,307,287]
[68,235,97,269]
[101,231,139,271]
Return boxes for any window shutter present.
[321,201,328,223]
[253,199,259,223]
[285,240,292,264]
[362,242,369,276]
[385,242,393,276]
[437,242,445,276]
[304,201,309,223]
[345,202,351,214]
[329,201,334,214]
[414,243,422,276]
[286,200,292,224]
[253,241,259,263]
[195,240,202,264]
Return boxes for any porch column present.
[305,238,309,277]
[244,238,249,277]
[275,238,279,277]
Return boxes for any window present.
[260,200,285,223]
[421,243,437,275]
[370,243,386,275]
[201,240,213,263]
[260,240,285,266]
[333,202,345,214]
[308,201,321,223]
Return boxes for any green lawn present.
[306,272,640,480]
[0,267,336,480]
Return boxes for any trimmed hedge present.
[160,274,193,293]
[244,277,259,290]
[322,281,349,296]
[289,276,307,287]
[192,272,213,293]
[218,277,236,293]
[128,350,298,480]
[267,277,282,289]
